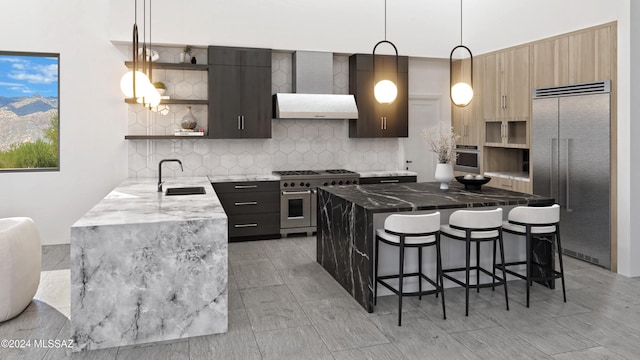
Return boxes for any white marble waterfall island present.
[70,178,228,352]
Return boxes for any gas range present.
[273,169,360,189]
[273,169,359,236]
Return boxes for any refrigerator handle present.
[565,138,573,212]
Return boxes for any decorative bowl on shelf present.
[455,176,491,191]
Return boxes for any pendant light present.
[372,0,399,104]
[120,0,160,109]
[450,0,474,107]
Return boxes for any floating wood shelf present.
[124,61,208,71]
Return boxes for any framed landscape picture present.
[0,51,59,171]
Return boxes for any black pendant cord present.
[148,0,152,84]
[372,0,399,103]
[460,0,463,45]
[450,0,473,107]
[132,0,138,99]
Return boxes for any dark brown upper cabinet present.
[349,54,409,138]
[208,46,272,139]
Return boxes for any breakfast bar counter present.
[317,181,555,312]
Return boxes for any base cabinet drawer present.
[485,177,532,194]
[213,181,278,194]
[216,191,279,215]
[228,213,280,239]
[359,176,417,185]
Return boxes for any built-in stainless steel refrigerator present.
[532,81,611,268]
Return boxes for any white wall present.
[0,0,128,245]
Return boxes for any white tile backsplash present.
[128,51,401,178]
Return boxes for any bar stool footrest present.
[442,267,507,289]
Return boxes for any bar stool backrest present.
[449,208,503,230]
[508,204,560,225]
[384,212,440,234]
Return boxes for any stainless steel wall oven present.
[454,145,481,174]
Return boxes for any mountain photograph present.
[0,53,59,170]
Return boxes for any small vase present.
[181,106,197,129]
[434,163,454,190]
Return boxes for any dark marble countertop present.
[318,181,554,213]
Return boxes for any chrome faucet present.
[158,159,183,192]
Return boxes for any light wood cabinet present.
[485,176,531,194]
[484,119,528,148]
[452,56,483,146]
[531,24,614,89]
[531,37,569,89]
[482,46,530,122]
[568,25,614,84]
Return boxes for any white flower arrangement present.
[422,126,460,164]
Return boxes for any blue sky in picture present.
[0,55,58,98]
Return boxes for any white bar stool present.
[374,212,445,326]
[440,208,509,316]
[497,204,566,307]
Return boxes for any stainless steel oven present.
[280,189,315,230]
[454,145,481,174]
[274,169,358,236]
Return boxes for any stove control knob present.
[338,180,344,185]
[283,183,288,187]
[353,180,358,184]
[345,180,351,185]
[323,182,329,186]
[300,182,305,187]
[306,183,310,187]
[331,181,336,185]
[290,182,295,187]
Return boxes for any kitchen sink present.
[165,186,206,196]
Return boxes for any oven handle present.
[282,190,312,195]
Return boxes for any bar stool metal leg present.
[555,227,567,302]
[492,238,497,291]
[465,232,471,316]
[436,234,446,319]
[374,235,379,306]
[418,247,423,300]
[525,228,532,308]
[498,230,509,311]
[476,240,481,293]
[398,241,405,326]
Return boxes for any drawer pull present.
[234,223,258,228]
[501,184,513,188]
[380,179,400,183]
[234,201,258,206]
[234,185,257,189]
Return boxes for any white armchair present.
[0,217,41,322]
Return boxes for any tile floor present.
[2,236,640,359]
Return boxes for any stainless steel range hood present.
[273,51,358,119]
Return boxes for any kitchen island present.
[70,178,228,352]
[317,181,555,312]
